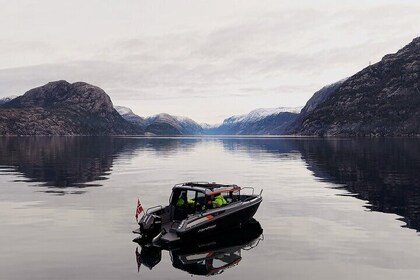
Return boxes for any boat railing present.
[240,187,263,197]
[240,187,263,202]
[146,205,163,214]
[175,181,210,187]
[243,234,264,251]
[240,187,255,195]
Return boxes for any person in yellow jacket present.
[176,192,194,207]
[213,194,228,208]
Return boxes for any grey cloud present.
[98,5,420,86]
[0,41,55,53]
[0,2,419,123]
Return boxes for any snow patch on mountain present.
[0,96,18,105]
[115,106,135,116]
[145,113,196,125]
[200,123,218,129]
[223,107,302,125]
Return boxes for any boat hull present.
[174,197,262,242]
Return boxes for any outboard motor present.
[139,214,162,240]
[136,245,162,270]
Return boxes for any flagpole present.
[136,198,144,222]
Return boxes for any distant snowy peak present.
[116,108,203,135]
[205,106,302,135]
[115,105,146,129]
[146,113,194,124]
[173,115,195,124]
[246,107,303,119]
[223,107,302,125]
[145,113,203,135]
[200,123,218,129]
[115,106,134,116]
[0,96,18,105]
[145,113,172,124]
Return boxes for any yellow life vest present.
[214,194,227,207]
[177,197,194,207]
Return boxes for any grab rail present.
[240,187,255,195]
[243,234,264,251]
[146,205,163,214]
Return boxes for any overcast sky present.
[0,0,419,123]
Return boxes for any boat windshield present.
[171,189,207,214]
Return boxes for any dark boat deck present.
[160,221,181,243]
[160,231,179,243]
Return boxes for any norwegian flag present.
[135,198,144,222]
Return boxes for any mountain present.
[115,106,203,135]
[286,79,347,133]
[115,106,147,130]
[292,37,420,136]
[298,79,347,117]
[206,107,302,135]
[0,80,143,135]
[145,113,203,135]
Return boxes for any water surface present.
[1,137,420,279]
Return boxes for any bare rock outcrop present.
[0,81,143,135]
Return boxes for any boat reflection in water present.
[134,219,263,276]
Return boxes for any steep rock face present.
[207,107,301,135]
[286,79,346,133]
[145,113,203,135]
[294,37,420,136]
[0,81,143,135]
[299,80,346,116]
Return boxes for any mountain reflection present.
[0,137,124,190]
[2,136,420,232]
[134,219,263,276]
[220,138,420,232]
[297,139,420,232]
[0,137,201,193]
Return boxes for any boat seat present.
[173,207,187,221]
[169,222,180,233]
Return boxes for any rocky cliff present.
[292,37,420,136]
[0,81,143,135]
[286,79,346,133]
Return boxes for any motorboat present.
[134,218,264,276]
[133,182,262,246]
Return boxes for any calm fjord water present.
[1,137,420,279]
